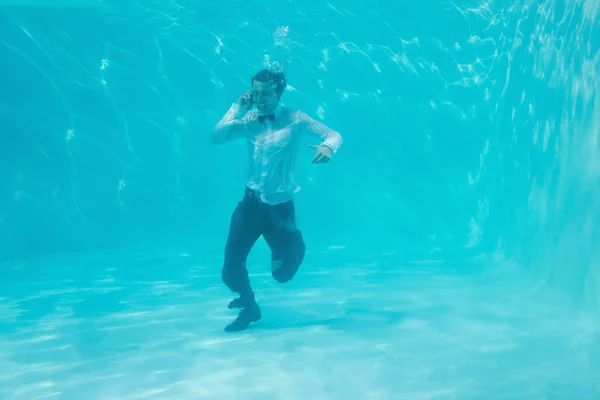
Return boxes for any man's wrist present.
[321,143,336,154]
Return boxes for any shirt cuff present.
[321,140,340,154]
[230,103,246,117]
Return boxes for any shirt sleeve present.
[210,103,251,144]
[296,111,343,154]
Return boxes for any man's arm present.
[210,103,251,145]
[296,111,343,154]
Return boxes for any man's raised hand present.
[237,91,254,110]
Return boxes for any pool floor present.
[1,244,598,399]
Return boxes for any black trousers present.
[222,188,306,303]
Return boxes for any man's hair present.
[251,68,287,99]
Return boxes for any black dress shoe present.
[225,302,261,332]
[228,297,244,309]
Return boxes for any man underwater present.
[211,67,343,332]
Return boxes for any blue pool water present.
[0,0,599,398]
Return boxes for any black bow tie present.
[258,114,275,123]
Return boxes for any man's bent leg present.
[222,197,262,305]
[263,200,306,283]
[269,230,306,283]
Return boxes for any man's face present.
[251,80,278,115]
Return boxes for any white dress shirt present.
[211,103,343,205]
